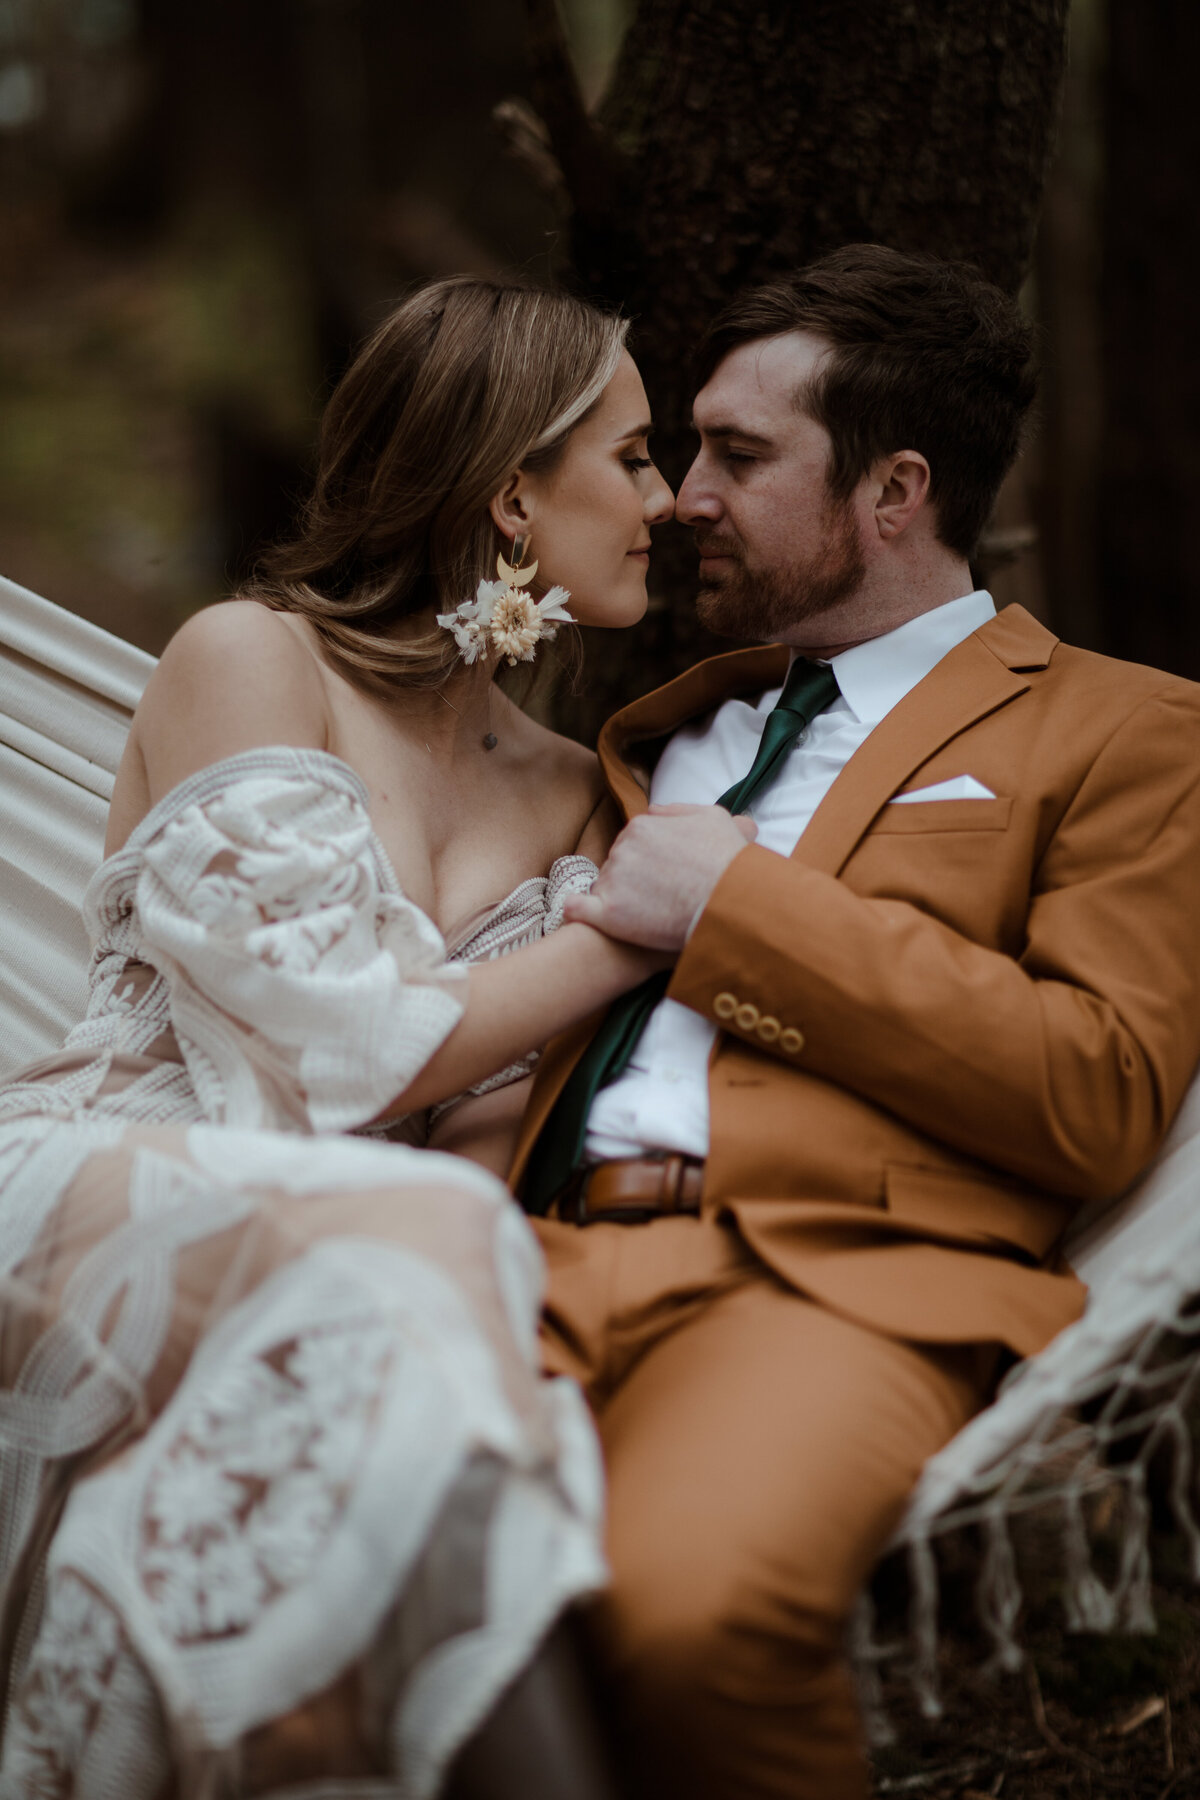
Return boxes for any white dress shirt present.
[583,589,998,1162]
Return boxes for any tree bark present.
[1030,0,1105,656]
[511,0,1069,738]
[1096,0,1200,679]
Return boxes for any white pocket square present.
[890,775,997,803]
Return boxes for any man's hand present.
[562,804,758,950]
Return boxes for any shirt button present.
[713,991,738,1021]
[756,1015,782,1044]
[734,1002,760,1031]
[779,1027,805,1056]
[662,1068,680,1083]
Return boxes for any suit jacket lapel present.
[794,608,1056,875]
[510,605,1057,1191]
[598,645,790,822]
[599,608,1056,870]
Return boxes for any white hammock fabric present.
[0,573,153,1073]
[4,572,1200,1720]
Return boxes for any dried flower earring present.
[437,531,574,674]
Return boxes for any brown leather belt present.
[552,1155,705,1225]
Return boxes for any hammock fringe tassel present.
[854,1378,1200,1743]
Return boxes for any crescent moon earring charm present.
[439,524,573,673]
[497,530,538,588]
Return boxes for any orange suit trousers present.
[535,1211,993,1800]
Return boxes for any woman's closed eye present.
[622,455,654,473]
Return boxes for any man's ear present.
[872,451,931,541]
[489,470,534,543]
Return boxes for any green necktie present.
[521,659,840,1215]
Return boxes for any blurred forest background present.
[4,8,1200,1790]
[0,0,1196,743]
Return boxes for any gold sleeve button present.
[713,991,738,1021]
[779,1027,805,1056]
[755,1015,781,1044]
[734,1002,760,1031]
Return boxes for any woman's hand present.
[380,921,672,1119]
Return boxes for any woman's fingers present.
[562,892,607,929]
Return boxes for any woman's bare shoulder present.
[155,598,323,676]
[128,601,331,805]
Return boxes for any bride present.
[0,278,673,1797]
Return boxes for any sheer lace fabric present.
[0,749,604,1797]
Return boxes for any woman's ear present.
[873,450,931,540]
[488,470,534,544]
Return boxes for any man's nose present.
[675,457,721,526]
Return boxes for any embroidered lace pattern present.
[0,749,607,1796]
[7,1171,605,1796]
[136,1322,393,1646]
[1,1574,170,1800]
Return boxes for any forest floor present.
[867,1525,1200,1800]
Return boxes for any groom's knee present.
[595,1522,867,1796]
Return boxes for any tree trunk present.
[1096,0,1200,679]
[510,0,1069,739]
[1030,0,1105,655]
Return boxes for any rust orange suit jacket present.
[511,606,1200,1359]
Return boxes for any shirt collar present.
[820,590,997,725]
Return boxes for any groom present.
[510,245,1200,1798]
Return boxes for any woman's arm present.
[380,923,665,1117]
[120,602,665,1128]
[422,788,634,1169]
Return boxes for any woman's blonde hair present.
[249,277,629,687]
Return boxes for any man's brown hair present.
[696,244,1037,560]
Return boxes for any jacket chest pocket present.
[847,795,1025,951]
[869,796,1012,834]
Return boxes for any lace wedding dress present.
[0,746,603,1799]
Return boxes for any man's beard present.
[694,495,866,641]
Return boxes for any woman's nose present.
[645,466,675,526]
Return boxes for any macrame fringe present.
[853,1388,1200,1739]
[1112,1464,1156,1634]
[1164,1405,1200,1579]
[1061,1484,1119,1631]
[906,1530,944,1718]
[848,1590,895,1748]
[974,1504,1023,1678]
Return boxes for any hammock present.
[4,572,1200,1721]
[0,574,153,1071]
